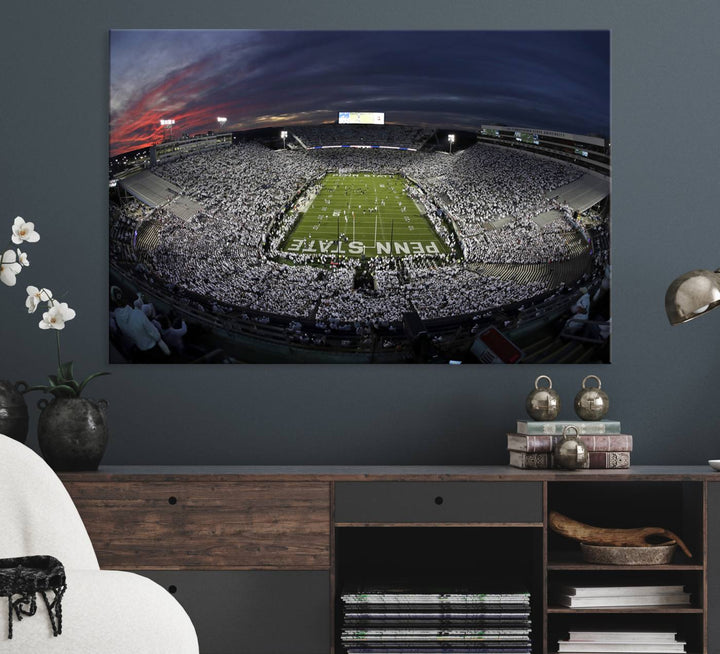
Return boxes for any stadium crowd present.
[462,214,580,265]
[404,262,546,320]
[404,144,580,229]
[109,138,598,328]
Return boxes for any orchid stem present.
[56,330,62,370]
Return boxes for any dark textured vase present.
[0,380,29,443]
[37,397,109,471]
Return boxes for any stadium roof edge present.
[481,125,607,147]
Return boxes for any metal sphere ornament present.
[554,426,589,470]
[574,375,609,421]
[525,375,561,421]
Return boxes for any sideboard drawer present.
[334,481,542,524]
[65,481,331,570]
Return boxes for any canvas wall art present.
[109,30,610,364]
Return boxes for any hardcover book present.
[508,451,550,469]
[557,644,684,653]
[343,593,530,604]
[553,592,690,608]
[556,585,684,597]
[507,433,632,453]
[516,420,621,435]
[566,632,679,642]
[346,613,531,620]
[508,451,630,469]
[342,630,530,639]
[347,649,532,653]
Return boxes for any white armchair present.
[0,434,199,653]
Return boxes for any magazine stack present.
[340,586,532,654]
[556,631,687,653]
[551,584,690,609]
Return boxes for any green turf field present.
[282,173,449,259]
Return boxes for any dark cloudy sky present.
[109,30,609,157]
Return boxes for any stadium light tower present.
[160,118,175,142]
[280,130,288,150]
[217,116,228,131]
[448,133,456,154]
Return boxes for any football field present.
[281,173,449,259]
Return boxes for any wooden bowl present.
[580,542,677,565]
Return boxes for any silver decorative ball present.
[554,426,589,470]
[574,374,609,421]
[526,375,561,421]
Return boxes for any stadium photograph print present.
[108,30,610,364]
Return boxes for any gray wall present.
[1,0,719,465]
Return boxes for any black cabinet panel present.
[334,481,542,523]
[137,570,330,654]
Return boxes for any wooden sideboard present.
[60,466,720,654]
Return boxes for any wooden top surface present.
[59,465,720,482]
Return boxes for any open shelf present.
[335,526,543,654]
[545,480,706,654]
[546,610,704,654]
[547,481,705,564]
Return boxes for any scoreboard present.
[339,112,385,125]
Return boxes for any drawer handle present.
[434,496,444,505]
[168,496,178,505]
[168,585,177,594]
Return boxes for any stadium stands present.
[109,127,610,363]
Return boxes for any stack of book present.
[551,584,691,609]
[557,630,687,653]
[507,420,632,469]
[340,587,532,654]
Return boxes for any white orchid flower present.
[39,301,76,330]
[25,286,53,313]
[11,216,40,245]
[0,249,22,286]
[16,249,29,266]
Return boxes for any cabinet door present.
[139,570,330,654]
[66,480,331,569]
[708,483,720,653]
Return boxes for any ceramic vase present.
[37,397,109,471]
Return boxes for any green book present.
[516,419,621,435]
